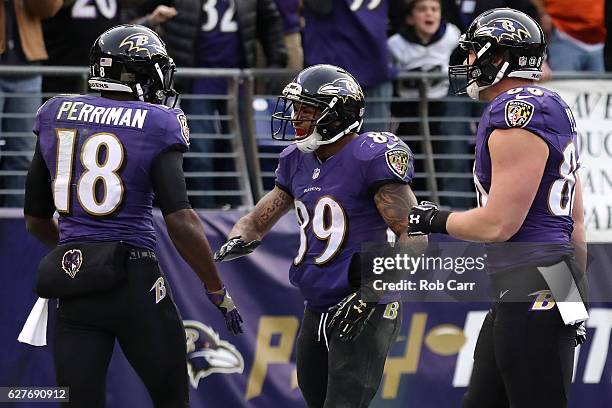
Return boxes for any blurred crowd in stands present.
[0,0,610,208]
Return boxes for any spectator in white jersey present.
[435,0,546,209]
[388,0,460,203]
[388,0,460,137]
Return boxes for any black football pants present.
[53,252,189,408]
[296,302,402,408]
[462,289,578,408]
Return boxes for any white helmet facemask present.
[466,60,510,100]
[295,119,362,153]
[465,42,511,100]
[294,96,362,153]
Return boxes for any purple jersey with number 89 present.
[275,132,414,311]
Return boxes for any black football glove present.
[407,201,450,236]
[573,321,587,347]
[214,236,261,262]
[327,293,376,342]
[206,287,243,335]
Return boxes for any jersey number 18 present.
[53,128,125,216]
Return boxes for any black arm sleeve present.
[24,140,55,218]
[151,148,192,216]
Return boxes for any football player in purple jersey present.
[408,8,587,407]
[23,25,242,407]
[215,64,426,407]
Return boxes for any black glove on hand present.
[206,287,244,335]
[573,321,587,347]
[214,236,261,262]
[327,292,376,342]
[407,201,450,236]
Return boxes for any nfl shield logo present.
[62,249,83,279]
[312,168,320,179]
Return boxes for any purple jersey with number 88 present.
[474,86,579,268]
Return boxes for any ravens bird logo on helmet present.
[119,33,167,57]
[473,18,531,43]
[318,78,364,102]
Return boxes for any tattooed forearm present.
[374,183,416,236]
[374,183,428,253]
[228,187,293,240]
[258,192,292,225]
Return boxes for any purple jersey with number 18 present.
[474,86,579,269]
[34,94,190,251]
[275,132,414,311]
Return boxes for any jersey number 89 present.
[294,197,347,265]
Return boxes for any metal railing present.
[0,65,608,209]
[247,69,486,209]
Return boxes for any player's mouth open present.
[294,127,309,138]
